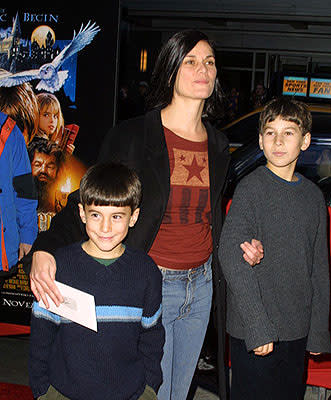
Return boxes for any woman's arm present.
[29,251,61,308]
[23,190,86,307]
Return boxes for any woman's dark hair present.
[146,30,224,120]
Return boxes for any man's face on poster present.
[31,151,58,183]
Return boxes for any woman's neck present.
[161,99,207,141]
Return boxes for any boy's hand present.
[310,352,321,356]
[240,239,264,266]
[30,251,63,308]
[254,342,273,356]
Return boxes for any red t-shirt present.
[148,127,212,269]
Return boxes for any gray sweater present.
[219,166,331,353]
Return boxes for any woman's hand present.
[240,239,264,266]
[30,251,63,308]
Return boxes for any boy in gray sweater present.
[219,97,331,400]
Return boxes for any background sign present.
[309,78,331,99]
[282,76,308,97]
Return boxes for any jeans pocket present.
[204,256,213,282]
[205,267,212,282]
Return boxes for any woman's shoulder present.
[116,114,145,129]
[205,120,229,148]
[102,110,159,150]
[115,109,159,132]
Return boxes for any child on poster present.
[36,92,75,154]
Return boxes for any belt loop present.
[159,266,166,278]
[188,268,193,281]
[204,255,211,275]
[204,261,208,275]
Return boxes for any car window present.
[297,144,331,183]
[311,112,331,134]
[223,113,260,144]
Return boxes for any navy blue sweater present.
[29,243,164,400]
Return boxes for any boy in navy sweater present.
[29,162,164,400]
[219,97,331,400]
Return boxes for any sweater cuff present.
[245,322,278,352]
[307,330,331,354]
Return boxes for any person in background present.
[249,81,267,110]
[0,70,39,145]
[219,97,331,400]
[26,30,263,400]
[135,80,149,115]
[227,87,240,121]
[0,110,38,289]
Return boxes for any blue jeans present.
[157,256,213,400]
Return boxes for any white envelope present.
[39,280,97,332]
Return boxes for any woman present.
[28,30,262,400]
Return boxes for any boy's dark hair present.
[259,96,312,136]
[146,30,224,120]
[79,162,142,212]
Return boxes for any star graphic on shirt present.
[183,155,205,183]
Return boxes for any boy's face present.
[78,203,139,259]
[259,116,311,180]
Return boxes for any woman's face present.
[39,105,58,137]
[173,40,217,102]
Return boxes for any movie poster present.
[0,6,120,325]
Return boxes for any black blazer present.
[27,109,231,399]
